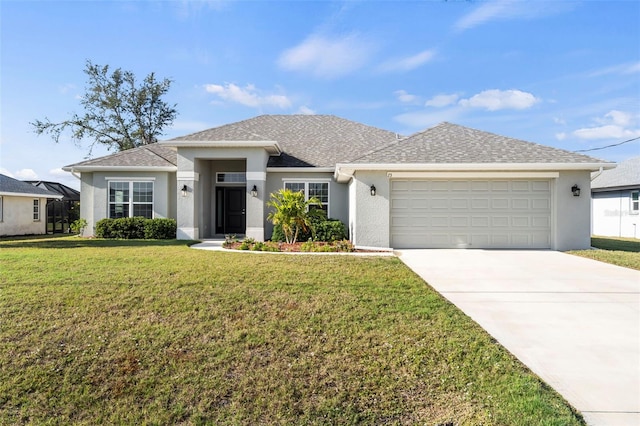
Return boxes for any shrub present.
[312,218,347,242]
[144,218,177,239]
[266,189,323,243]
[271,215,347,243]
[70,218,87,235]
[95,217,176,239]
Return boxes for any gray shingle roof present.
[591,156,640,190]
[0,174,61,197]
[352,122,608,164]
[64,143,177,169]
[170,115,399,168]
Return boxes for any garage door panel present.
[471,199,490,209]
[391,179,551,249]
[511,199,530,209]
[450,199,468,209]
[492,198,510,209]
[431,199,449,209]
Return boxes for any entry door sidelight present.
[216,187,246,234]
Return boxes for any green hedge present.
[95,218,177,239]
[271,215,347,242]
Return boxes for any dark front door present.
[216,187,246,235]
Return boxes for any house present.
[0,174,62,237]
[591,156,640,239]
[62,115,614,250]
[25,180,80,234]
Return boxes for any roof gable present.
[352,122,607,164]
[592,156,640,190]
[170,115,399,168]
[64,143,177,170]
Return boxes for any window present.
[216,172,246,183]
[0,196,3,222]
[284,181,329,213]
[631,191,639,215]
[108,181,154,219]
[33,199,40,221]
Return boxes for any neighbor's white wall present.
[554,170,593,251]
[592,190,639,239]
[350,170,390,249]
[0,195,47,236]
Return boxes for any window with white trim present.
[631,190,639,215]
[284,181,329,213]
[33,199,40,221]
[108,181,154,219]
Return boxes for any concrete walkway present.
[397,249,640,426]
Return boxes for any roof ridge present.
[146,144,177,165]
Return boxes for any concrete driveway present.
[397,249,640,426]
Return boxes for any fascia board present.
[0,191,63,199]
[266,167,334,173]
[161,140,282,155]
[62,166,177,173]
[336,162,616,173]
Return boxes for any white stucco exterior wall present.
[347,169,594,251]
[0,195,48,236]
[554,170,593,251]
[592,190,639,238]
[349,171,390,249]
[176,146,269,240]
[79,171,174,237]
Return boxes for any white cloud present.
[0,167,15,178]
[454,0,574,32]
[49,168,70,178]
[425,94,459,108]
[278,33,374,78]
[573,110,640,140]
[15,169,38,180]
[379,49,436,72]
[297,105,316,115]
[601,110,633,127]
[394,90,420,104]
[555,132,567,141]
[204,83,292,109]
[459,89,539,111]
[553,117,566,125]
[573,125,640,140]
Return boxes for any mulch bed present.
[224,241,389,253]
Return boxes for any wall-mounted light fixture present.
[251,185,258,197]
[181,184,188,197]
[571,184,581,197]
[370,184,376,196]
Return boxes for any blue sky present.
[1,0,639,189]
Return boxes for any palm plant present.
[267,188,323,244]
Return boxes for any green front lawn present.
[0,237,583,425]
[569,236,640,270]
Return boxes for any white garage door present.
[391,179,552,249]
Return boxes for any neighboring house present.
[25,180,80,234]
[63,115,613,250]
[0,174,62,237]
[591,156,640,239]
